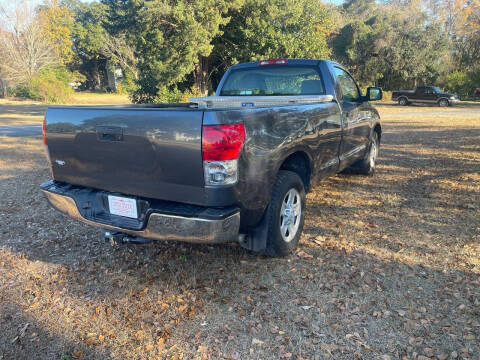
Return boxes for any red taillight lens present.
[42,117,47,145]
[259,58,288,66]
[202,124,245,161]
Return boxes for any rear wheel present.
[398,97,408,106]
[438,98,449,107]
[264,170,306,257]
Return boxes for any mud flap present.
[238,206,269,252]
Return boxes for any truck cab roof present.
[226,59,339,70]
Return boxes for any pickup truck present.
[392,86,459,106]
[41,59,382,257]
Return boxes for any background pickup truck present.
[392,86,459,106]
[41,59,382,257]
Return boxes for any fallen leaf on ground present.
[73,350,84,359]
[297,250,314,260]
[252,338,264,345]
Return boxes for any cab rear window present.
[220,66,325,96]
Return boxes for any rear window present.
[220,65,325,96]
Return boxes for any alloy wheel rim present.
[369,141,377,168]
[280,188,301,242]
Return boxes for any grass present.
[0,92,130,126]
[0,102,479,360]
[69,91,131,105]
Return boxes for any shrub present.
[13,86,36,99]
[117,76,138,95]
[154,86,204,103]
[116,82,126,95]
[445,71,471,98]
[14,68,73,103]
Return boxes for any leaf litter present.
[0,104,479,359]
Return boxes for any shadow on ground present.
[0,114,479,359]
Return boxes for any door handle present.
[96,126,123,141]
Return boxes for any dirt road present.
[0,102,479,359]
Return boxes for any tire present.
[263,170,306,257]
[355,131,379,176]
[438,98,449,107]
[398,97,408,106]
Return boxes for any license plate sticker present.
[108,195,138,219]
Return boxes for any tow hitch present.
[103,230,153,245]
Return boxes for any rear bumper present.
[41,181,240,244]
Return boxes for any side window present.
[333,67,360,102]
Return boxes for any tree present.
[101,0,334,101]
[331,0,450,89]
[102,0,241,102]
[342,0,377,21]
[0,1,58,86]
[210,0,334,89]
[63,0,110,89]
[440,0,480,68]
[425,0,479,93]
[37,0,74,65]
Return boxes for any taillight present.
[42,117,47,145]
[202,124,245,185]
[202,124,245,161]
[259,58,288,66]
[42,116,52,167]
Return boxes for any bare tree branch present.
[0,0,58,86]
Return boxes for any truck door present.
[424,87,438,103]
[416,86,435,103]
[415,87,426,102]
[332,66,370,168]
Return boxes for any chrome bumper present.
[42,190,240,244]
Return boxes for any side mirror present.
[366,87,382,101]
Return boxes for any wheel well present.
[374,123,382,143]
[279,152,311,191]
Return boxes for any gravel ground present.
[0,103,479,360]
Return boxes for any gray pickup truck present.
[41,59,382,257]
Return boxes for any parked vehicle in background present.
[41,59,382,257]
[392,86,459,106]
[474,88,480,99]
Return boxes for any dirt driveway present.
[0,102,479,360]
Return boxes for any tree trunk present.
[194,55,210,96]
[0,79,6,98]
[92,57,101,90]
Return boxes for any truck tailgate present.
[45,107,205,204]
